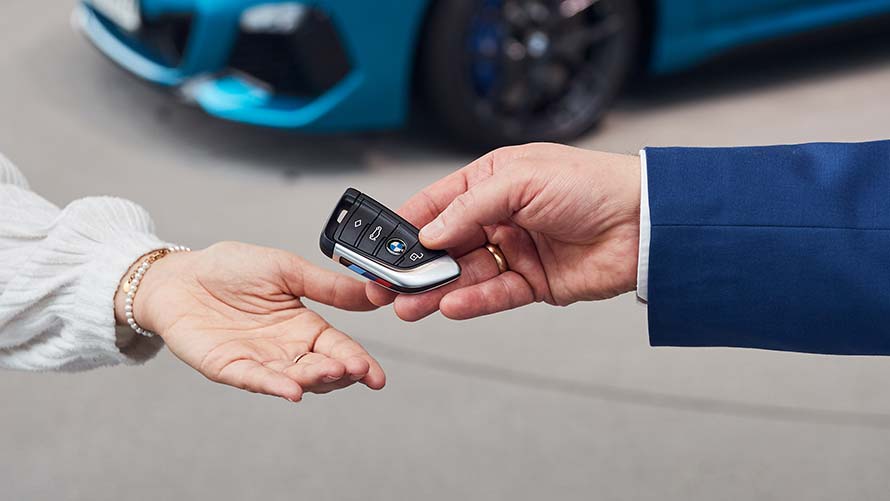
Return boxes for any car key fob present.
[320,188,461,294]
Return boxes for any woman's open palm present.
[131,242,385,402]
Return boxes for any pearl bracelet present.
[123,245,191,337]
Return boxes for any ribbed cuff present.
[2,196,172,371]
[67,198,169,369]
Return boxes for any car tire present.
[419,0,640,150]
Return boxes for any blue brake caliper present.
[467,0,504,97]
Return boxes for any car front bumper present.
[74,0,429,131]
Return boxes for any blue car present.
[75,0,890,147]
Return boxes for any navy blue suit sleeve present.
[645,140,890,355]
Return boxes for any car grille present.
[227,9,351,97]
[138,14,193,67]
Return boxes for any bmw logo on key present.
[386,238,408,256]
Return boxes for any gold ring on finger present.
[484,243,509,274]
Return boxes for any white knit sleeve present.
[0,154,166,371]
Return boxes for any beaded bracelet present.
[123,245,191,337]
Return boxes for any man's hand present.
[367,143,641,321]
[115,242,385,402]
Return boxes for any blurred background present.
[3,0,890,500]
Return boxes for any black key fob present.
[320,189,461,294]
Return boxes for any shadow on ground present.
[364,339,890,431]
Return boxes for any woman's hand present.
[367,143,641,321]
[115,242,385,402]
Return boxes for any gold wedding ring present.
[485,243,509,274]
[292,353,311,365]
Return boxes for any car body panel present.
[652,0,890,73]
[77,0,890,131]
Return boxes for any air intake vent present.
[228,9,351,97]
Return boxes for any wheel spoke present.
[478,35,528,112]
[552,14,622,56]
[503,0,532,30]
[530,61,571,100]
[498,78,532,113]
[557,0,602,19]
[462,0,627,136]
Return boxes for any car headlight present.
[240,3,308,34]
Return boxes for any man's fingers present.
[395,152,496,228]
[440,272,536,320]
[391,152,504,257]
[389,223,548,321]
[364,147,533,309]
[312,327,386,390]
[289,258,378,311]
[392,247,500,322]
[365,281,397,307]
[216,359,304,402]
[419,173,519,250]
[362,228,487,309]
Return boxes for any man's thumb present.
[419,174,517,249]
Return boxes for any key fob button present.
[322,189,462,293]
[357,212,398,256]
[339,203,380,246]
[398,243,443,268]
[385,238,409,256]
[376,224,418,265]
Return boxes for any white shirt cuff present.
[636,149,650,304]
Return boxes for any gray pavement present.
[3,2,890,500]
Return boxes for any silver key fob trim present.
[320,189,461,294]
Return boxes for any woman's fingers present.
[312,327,386,390]
[294,355,372,394]
[208,351,372,401]
[281,255,378,311]
[215,359,304,402]
[281,353,373,393]
[264,352,371,394]
[280,353,348,389]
